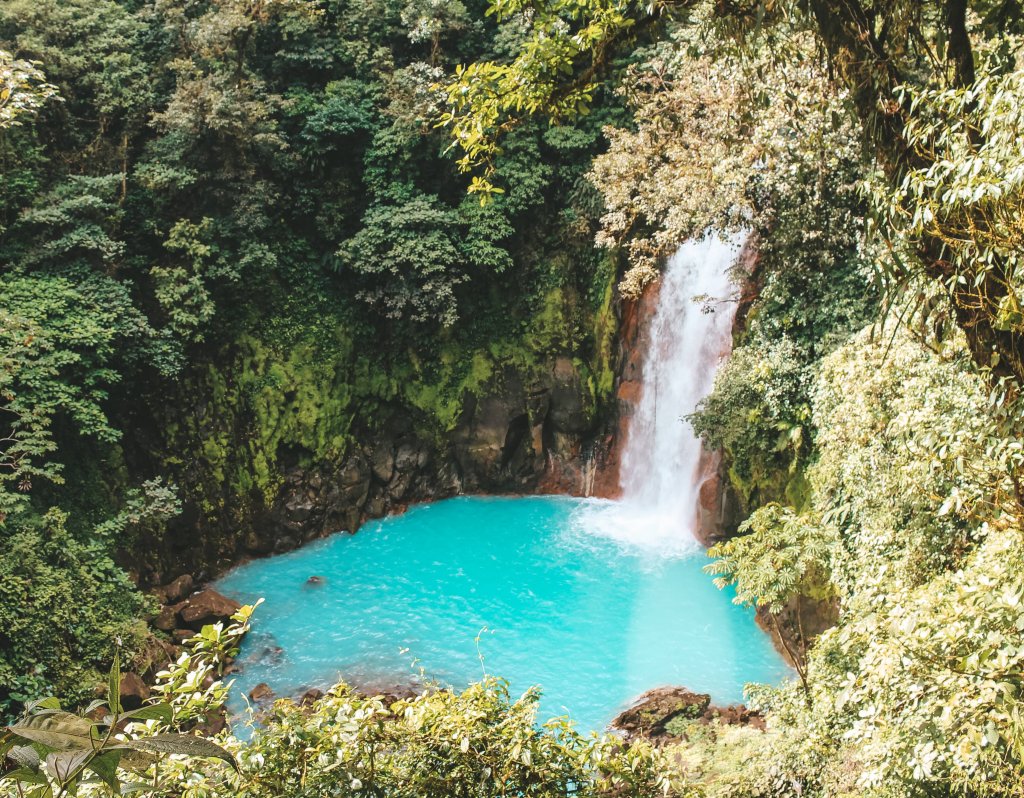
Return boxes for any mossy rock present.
[611,687,711,738]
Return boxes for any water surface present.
[217,495,789,731]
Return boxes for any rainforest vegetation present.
[3,0,1024,796]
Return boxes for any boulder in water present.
[298,687,325,705]
[250,683,275,703]
[612,687,710,739]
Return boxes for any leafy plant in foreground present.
[0,604,259,798]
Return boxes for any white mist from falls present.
[575,232,745,556]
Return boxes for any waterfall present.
[576,233,745,555]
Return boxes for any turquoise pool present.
[216,495,789,731]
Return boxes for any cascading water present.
[576,232,746,555]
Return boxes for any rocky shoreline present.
[610,686,765,744]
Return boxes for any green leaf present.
[118,704,172,725]
[45,750,92,784]
[24,698,61,714]
[108,651,122,717]
[125,734,237,771]
[119,781,162,795]
[26,783,54,798]
[86,749,122,790]
[0,768,49,786]
[8,713,99,752]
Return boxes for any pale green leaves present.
[226,675,685,798]
[868,42,1024,346]
[706,503,834,615]
[0,49,58,130]
[0,608,263,798]
[2,662,236,798]
[438,0,643,196]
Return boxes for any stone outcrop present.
[175,589,241,631]
[611,686,764,744]
[141,349,620,583]
[134,580,255,709]
[757,594,841,670]
[298,687,324,705]
[118,672,151,711]
[693,454,745,548]
[150,574,194,605]
[145,585,242,667]
[589,280,661,499]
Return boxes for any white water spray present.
[576,233,745,556]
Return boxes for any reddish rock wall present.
[589,237,760,540]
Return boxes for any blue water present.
[216,496,789,731]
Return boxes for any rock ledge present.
[611,686,764,743]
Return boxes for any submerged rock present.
[258,644,285,665]
[611,686,764,743]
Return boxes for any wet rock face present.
[263,436,449,549]
[135,306,628,585]
[611,686,764,743]
[451,360,601,492]
[548,357,590,435]
[589,281,661,500]
[198,355,616,572]
[452,369,534,488]
[693,455,745,547]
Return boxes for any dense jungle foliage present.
[4,0,1024,796]
[0,0,624,712]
